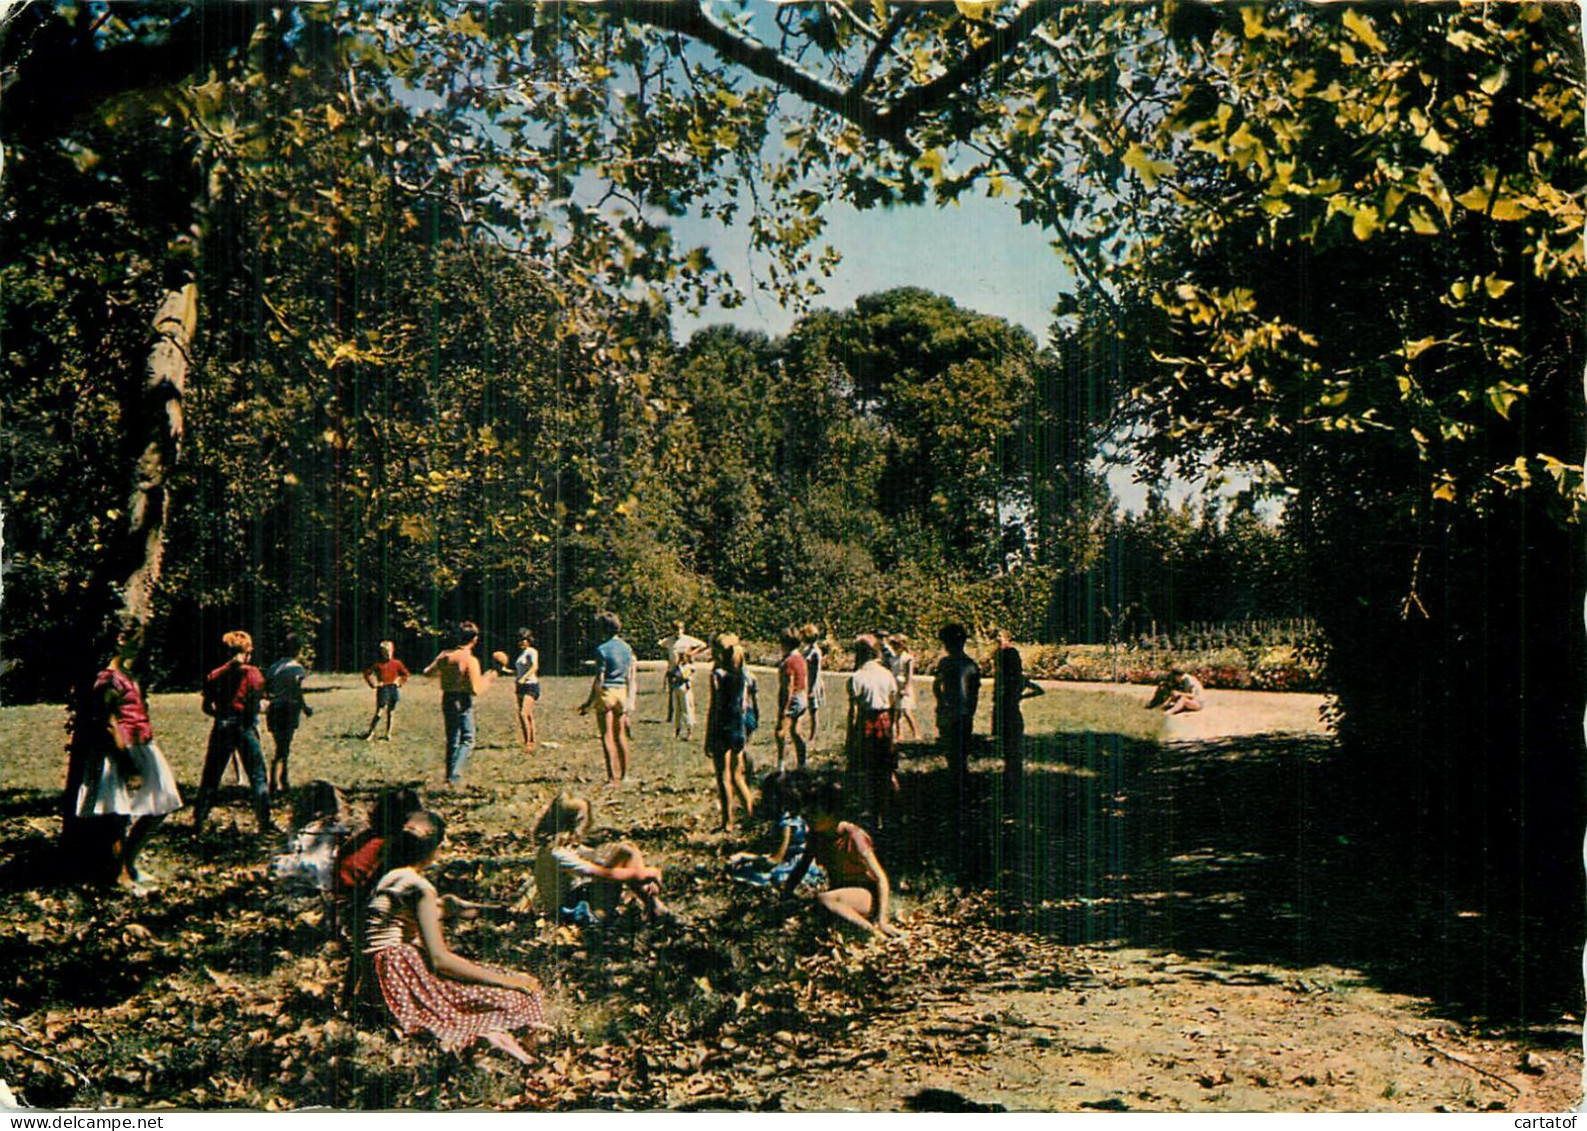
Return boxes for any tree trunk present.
[61,281,198,859]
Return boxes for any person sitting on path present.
[73,625,184,889]
[531,792,668,925]
[1147,669,1205,715]
[422,621,497,786]
[193,630,273,836]
[362,641,410,741]
[364,810,548,1065]
[781,780,899,938]
[265,632,315,795]
[579,612,635,787]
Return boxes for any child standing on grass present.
[799,624,825,744]
[990,627,1044,790]
[660,621,708,741]
[193,630,273,836]
[775,627,809,772]
[933,622,981,805]
[845,634,900,829]
[512,628,541,754]
[73,625,184,889]
[423,621,497,786]
[705,634,755,832]
[890,634,919,740]
[265,632,314,795]
[579,612,634,787]
[361,641,409,741]
[781,780,899,938]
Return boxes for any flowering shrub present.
[1014,635,1328,693]
[830,629,1328,694]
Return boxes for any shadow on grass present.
[888,730,1579,1024]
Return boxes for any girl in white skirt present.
[76,633,183,889]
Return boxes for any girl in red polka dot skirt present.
[364,811,548,1064]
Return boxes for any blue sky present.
[664,179,1218,516]
[670,189,1071,348]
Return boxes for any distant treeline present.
[6,272,1305,695]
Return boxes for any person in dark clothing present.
[990,627,1043,791]
[265,632,314,795]
[933,622,981,805]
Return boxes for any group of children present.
[258,764,896,1068]
[66,611,1052,1067]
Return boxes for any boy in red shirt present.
[775,626,809,772]
[362,640,410,741]
[193,630,272,835]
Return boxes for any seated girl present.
[364,811,548,1064]
[780,781,900,938]
[728,771,823,890]
[532,793,668,925]
[1146,669,1205,714]
[270,781,354,897]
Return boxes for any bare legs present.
[711,747,754,831]
[896,707,919,740]
[363,700,396,740]
[813,887,895,936]
[776,715,807,772]
[114,814,167,886]
[600,706,629,785]
[517,694,538,753]
[481,1030,533,1065]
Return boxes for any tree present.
[1084,3,1585,1014]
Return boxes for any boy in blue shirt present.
[579,611,635,785]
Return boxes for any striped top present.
[363,866,434,954]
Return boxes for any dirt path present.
[1030,678,1331,743]
[778,930,1582,1113]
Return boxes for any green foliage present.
[1106,3,1584,527]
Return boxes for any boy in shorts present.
[776,626,809,772]
[362,641,409,741]
[579,612,634,786]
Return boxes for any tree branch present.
[874,0,1062,138]
[849,6,912,100]
[1,3,274,141]
[613,0,910,152]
